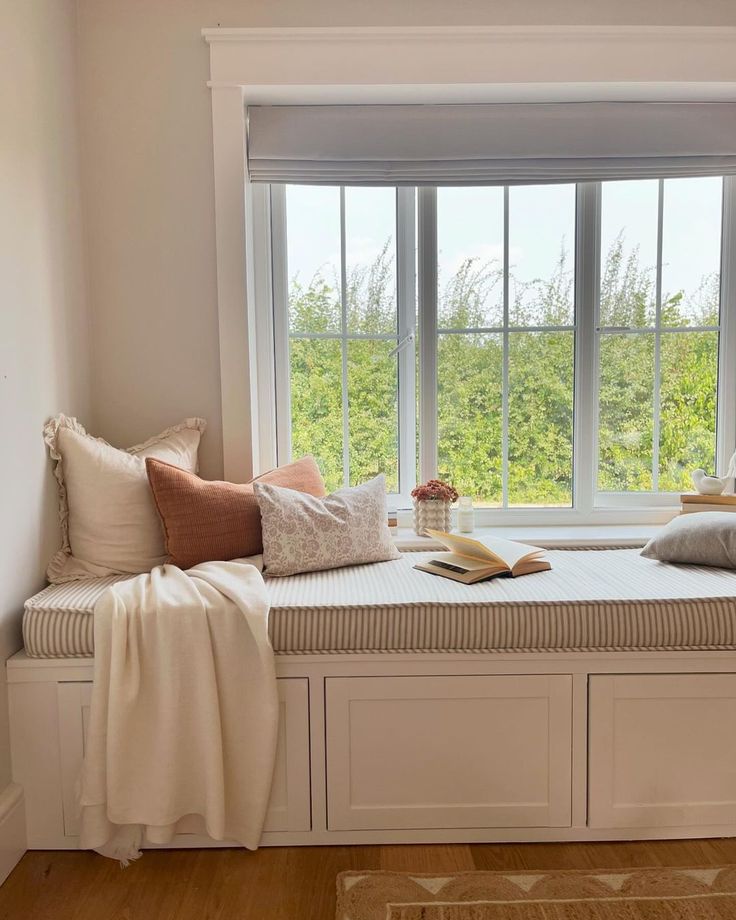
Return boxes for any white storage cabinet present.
[9,650,736,847]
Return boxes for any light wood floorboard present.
[2,839,736,920]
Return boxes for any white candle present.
[457,496,474,533]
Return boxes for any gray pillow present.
[641,512,736,568]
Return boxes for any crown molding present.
[202,25,736,44]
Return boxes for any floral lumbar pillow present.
[44,414,206,582]
[253,474,401,576]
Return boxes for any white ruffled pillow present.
[254,474,401,577]
[44,415,206,582]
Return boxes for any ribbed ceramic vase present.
[413,499,452,536]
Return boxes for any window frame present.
[253,176,736,525]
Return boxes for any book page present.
[426,530,545,570]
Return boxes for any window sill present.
[392,523,660,552]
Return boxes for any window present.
[435,185,576,508]
[273,185,413,495]
[597,178,723,495]
[263,177,735,522]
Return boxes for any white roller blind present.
[247,102,736,186]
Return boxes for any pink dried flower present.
[411,479,459,503]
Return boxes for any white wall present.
[76,1,736,481]
[0,0,91,789]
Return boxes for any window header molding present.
[203,26,736,97]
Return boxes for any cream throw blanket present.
[79,561,278,863]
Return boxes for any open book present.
[414,530,551,584]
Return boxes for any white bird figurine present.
[691,468,728,495]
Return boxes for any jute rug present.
[336,866,736,919]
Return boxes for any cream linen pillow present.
[254,474,401,576]
[44,415,206,582]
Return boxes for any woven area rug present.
[336,866,736,919]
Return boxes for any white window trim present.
[203,25,736,506]
[396,187,418,499]
[417,187,437,487]
[269,184,292,467]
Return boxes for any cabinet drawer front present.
[326,674,572,831]
[589,674,736,829]
[57,677,311,838]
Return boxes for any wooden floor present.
[2,839,736,920]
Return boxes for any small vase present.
[413,499,452,537]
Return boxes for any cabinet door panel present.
[589,674,736,828]
[57,677,310,838]
[326,674,572,830]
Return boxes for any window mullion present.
[396,187,417,499]
[502,186,510,509]
[652,178,664,492]
[718,176,736,477]
[269,184,292,467]
[418,187,438,482]
[339,187,350,488]
[574,182,600,515]
[250,183,278,474]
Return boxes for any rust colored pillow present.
[145,455,326,569]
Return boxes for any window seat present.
[22,548,736,658]
[12,546,736,850]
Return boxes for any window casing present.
[254,177,736,525]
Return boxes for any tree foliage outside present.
[288,234,719,503]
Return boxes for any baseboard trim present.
[0,784,25,885]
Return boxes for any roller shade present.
[247,102,736,186]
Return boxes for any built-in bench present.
[9,549,736,848]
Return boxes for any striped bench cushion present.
[22,549,736,658]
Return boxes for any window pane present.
[286,186,341,333]
[289,338,343,492]
[345,187,397,334]
[437,187,504,328]
[508,185,575,326]
[508,332,574,506]
[598,333,655,491]
[600,180,658,328]
[437,332,502,505]
[659,331,719,491]
[347,340,399,491]
[661,177,722,327]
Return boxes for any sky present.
[284,176,723,328]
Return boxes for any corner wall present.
[0,0,92,870]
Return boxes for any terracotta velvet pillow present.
[145,455,326,569]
